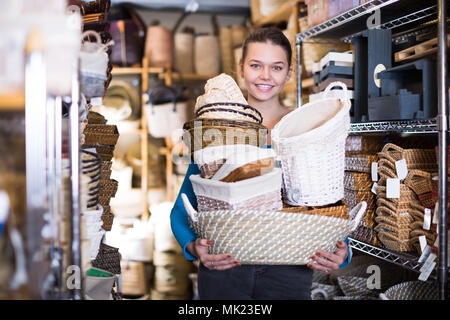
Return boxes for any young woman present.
[170,28,351,300]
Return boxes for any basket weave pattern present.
[345,154,378,173]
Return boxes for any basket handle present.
[181,193,198,223]
[381,143,404,154]
[323,81,351,110]
[349,201,367,231]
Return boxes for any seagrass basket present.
[377,230,413,252]
[403,170,434,195]
[344,172,372,191]
[182,194,367,265]
[183,118,267,157]
[345,154,378,173]
[378,143,437,172]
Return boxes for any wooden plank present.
[0,92,25,111]
[395,35,450,62]
[254,0,302,27]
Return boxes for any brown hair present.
[241,27,292,68]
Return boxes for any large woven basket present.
[344,172,372,191]
[272,82,351,206]
[345,135,384,154]
[403,170,434,195]
[182,193,367,265]
[378,143,437,172]
[183,118,268,157]
[345,154,378,173]
[380,281,438,300]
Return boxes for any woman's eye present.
[273,66,282,71]
[250,64,260,69]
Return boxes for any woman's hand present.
[187,238,241,271]
[307,241,348,274]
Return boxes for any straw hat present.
[194,73,263,124]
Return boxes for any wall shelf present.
[349,119,437,134]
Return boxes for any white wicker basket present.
[182,194,366,265]
[272,82,351,206]
[189,168,283,212]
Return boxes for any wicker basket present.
[195,103,263,124]
[376,185,418,202]
[311,282,342,300]
[374,224,411,241]
[344,189,376,210]
[375,206,414,225]
[344,172,372,191]
[91,243,122,275]
[87,111,107,124]
[345,154,378,173]
[378,143,437,172]
[380,281,438,300]
[349,225,380,246]
[190,168,283,212]
[99,179,118,198]
[272,82,351,206]
[182,194,367,265]
[83,124,119,146]
[281,201,349,220]
[345,135,384,154]
[377,230,413,252]
[183,118,268,157]
[337,276,381,297]
[101,213,115,231]
[404,170,434,195]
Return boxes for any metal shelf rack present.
[349,119,437,134]
[295,0,448,299]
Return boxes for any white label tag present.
[423,208,431,230]
[419,253,436,273]
[371,182,378,195]
[432,202,439,225]
[418,245,431,263]
[371,162,378,182]
[90,97,103,106]
[395,159,408,180]
[418,261,436,281]
[386,178,400,198]
[419,235,428,253]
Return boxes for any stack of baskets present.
[375,143,437,253]
[182,80,368,265]
[344,135,383,246]
[81,111,120,232]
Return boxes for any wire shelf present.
[349,119,437,134]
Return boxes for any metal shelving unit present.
[296,0,448,299]
[349,119,437,134]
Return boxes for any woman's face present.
[240,41,291,103]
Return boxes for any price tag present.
[371,162,378,182]
[371,182,378,195]
[386,178,400,199]
[395,159,408,180]
[418,261,436,282]
[90,97,103,106]
[419,235,428,253]
[423,208,431,230]
[432,202,439,225]
[418,245,431,263]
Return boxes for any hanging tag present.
[90,97,103,106]
[418,245,431,263]
[371,162,378,182]
[371,182,378,195]
[423,208,431,230]
[419,235,428,253]
[395,159,408,180]
[418,261,436,282]
[432,202,439,225]
[386,178,400,198]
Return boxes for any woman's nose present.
[259,67,270,80]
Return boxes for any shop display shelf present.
[296,0,437,43]
[349,119,437,134]
[348,237,437,279]
[254,0,301,27]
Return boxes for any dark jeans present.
[198,264,313,300]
